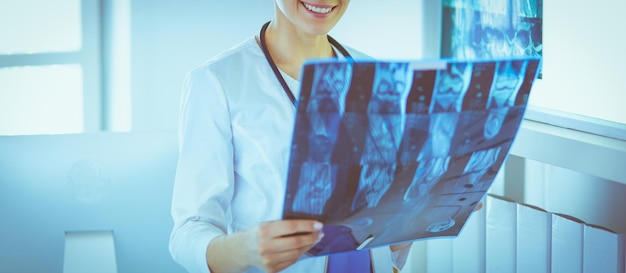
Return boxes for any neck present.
[262,19,334,80]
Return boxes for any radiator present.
[402,194,625,273]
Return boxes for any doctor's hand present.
[244,220,324,273]
[388,201,484,271]
[206,220,323,273]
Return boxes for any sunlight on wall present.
[0,0,81,54]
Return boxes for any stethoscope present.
[259,21,353,106]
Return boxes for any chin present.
[302,22,337,36]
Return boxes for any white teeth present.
[303,3,333,14]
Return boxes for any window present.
[0,0,101,135]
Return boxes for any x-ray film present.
[282,57,541,256]
[441,0,543,77]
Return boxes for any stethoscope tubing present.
[258,21,352,106]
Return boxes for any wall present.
[128,0,273,131]
[529,0,626,125]
[519,0,626,234]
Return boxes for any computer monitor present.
[0,131,185,273]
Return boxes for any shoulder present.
[189,36,265,79]
[343,44,373,60]
[181,36,275,106]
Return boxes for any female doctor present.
[169,0,411,272]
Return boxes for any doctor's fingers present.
[474,202,483,211]
[258,219,323,239]
[256,228,323,257]
[264,230,324,253]
[254,245,313,273]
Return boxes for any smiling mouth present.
[302,2,335,14]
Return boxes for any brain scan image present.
[413,205,461,234]
[426,218,457,233]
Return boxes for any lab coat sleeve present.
[169,67,235,273]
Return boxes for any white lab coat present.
[169,36,395,273]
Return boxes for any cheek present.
[276,0,299,18]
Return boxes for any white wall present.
[127,0,273,131]
[529,0,626,125]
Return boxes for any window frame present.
[0,0,103,133]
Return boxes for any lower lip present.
[301,2,334,18]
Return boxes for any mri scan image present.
[487,60,528,108]
[442,0,543,60]
[431,63,473,113]
[361,62,412,164]
[291,162,337,215]
[351,164,397,212]
[282,58,541,255]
